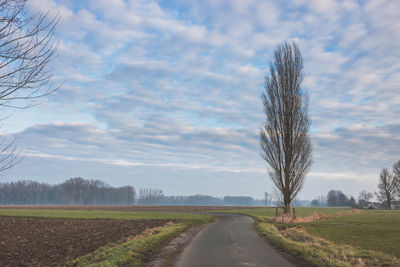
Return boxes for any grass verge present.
[68,219,207,267]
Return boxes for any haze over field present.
[1,0,399,199]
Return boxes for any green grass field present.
[0,208,211,221]
[217,206,351,220]
[303,209,400,258]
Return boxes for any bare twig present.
[0,0,59,171]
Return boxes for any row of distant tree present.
[0,178,136,205]
[118,188,268,206]
[309,160,400,209]
[0,177,269,206]
[0,176,351,207]
[145,194,259,206]
[310,190,371,208]
[4,164,399,207]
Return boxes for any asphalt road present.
[173,213,294,267]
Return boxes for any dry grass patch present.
[273,209,360,223]
[134,221,175,240]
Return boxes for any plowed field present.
[0,205,262,212]
[0,217,169,266]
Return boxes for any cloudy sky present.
[1,0,399,200]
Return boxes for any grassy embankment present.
[220,207,400,267]
[0,208,214,266]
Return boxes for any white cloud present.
[1,0,398,199]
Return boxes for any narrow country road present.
[173,213,294,267]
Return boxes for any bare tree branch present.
[0,0,59,171]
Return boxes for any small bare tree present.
[376,168,397,210]
[0,0,58,170]
[259,41,312,214]
[263,192,272,206]
[357,190,373,208]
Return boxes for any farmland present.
[0,217,169,266]
[1,206,400,267]
[0,206,215,266]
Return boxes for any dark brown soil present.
[0,205,266,212]
[0,217,169,266]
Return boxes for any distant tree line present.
[0,178,136,205]
[309,189,381,208]
[0,178,270,206]
[310,195,327,207]
[310,190,370,208]
[309,159,400,210]
[155,194,224,206]
[224,196,254,206]
[3,178,350,207]
[137,190,264,206]
[140,192,314,206]
[138,188,164,205]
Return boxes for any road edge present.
[147,219,219,267]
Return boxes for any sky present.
[0,0,399,200]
